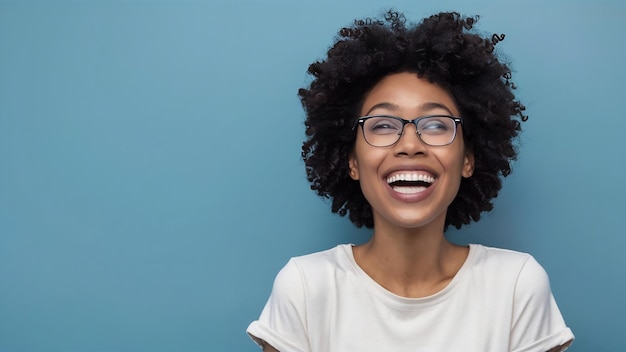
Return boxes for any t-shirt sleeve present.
[247,259,310,352]
[510,256,574,352]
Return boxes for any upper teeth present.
[386,173,435,184]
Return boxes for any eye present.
[419,117,452,135]
[366,117,403,135]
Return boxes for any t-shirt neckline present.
[340,243,480,310]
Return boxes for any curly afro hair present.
[298,11,526,230]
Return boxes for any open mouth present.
[386,173,435,194]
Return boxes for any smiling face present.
[349,72,474,231]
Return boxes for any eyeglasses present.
[354,115,463,147]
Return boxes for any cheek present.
[350,145,388,181]
[355,148,385,171]
[435,147,468,176]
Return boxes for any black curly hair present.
[298,10,526,230]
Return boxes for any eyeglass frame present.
[353,115,464,147]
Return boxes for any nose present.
[394,123,427,155]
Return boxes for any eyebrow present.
[364,102,456,116]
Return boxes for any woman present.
[247,10,574,352]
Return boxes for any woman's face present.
[349,72,474,230]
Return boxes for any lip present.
[383,165,438,203]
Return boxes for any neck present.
[353,215,468,298]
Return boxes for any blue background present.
[1,1,624,351]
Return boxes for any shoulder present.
[468,244,552,295]
[288,244,353,273]
[471,244,539,277]
[272,244,353,292]
[471,244,555,303]
[472,244,533,265]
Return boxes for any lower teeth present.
[393,186,427,194]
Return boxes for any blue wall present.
[1,1,624,351]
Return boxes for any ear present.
[348,152,360,180]
[462,149,475,178]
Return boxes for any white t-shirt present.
[247,244,574,352]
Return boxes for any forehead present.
[361,72,459,116]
